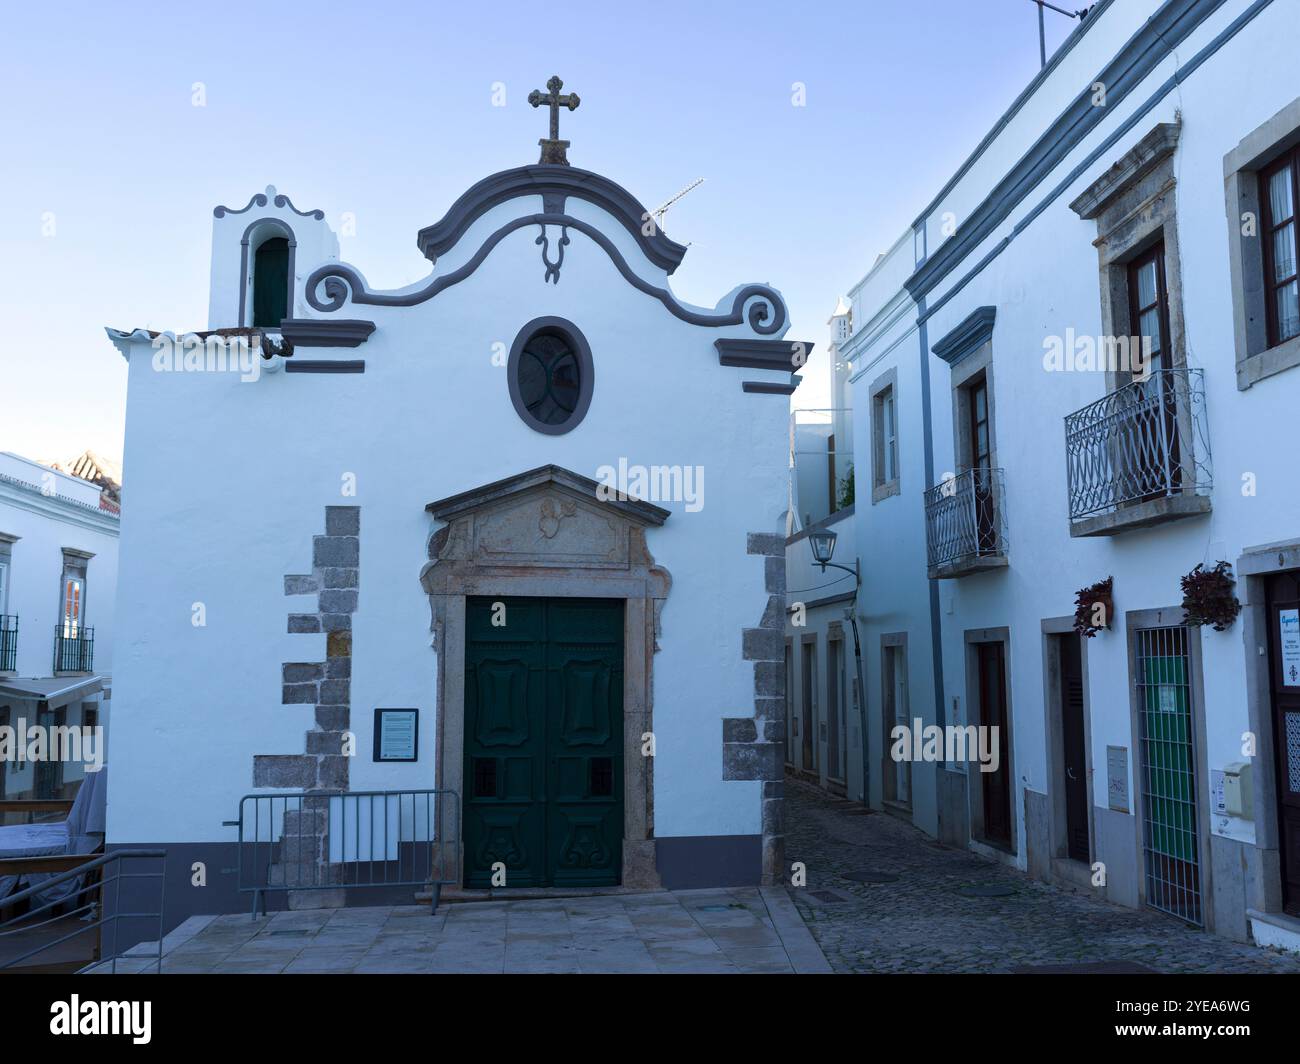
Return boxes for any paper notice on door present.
[1281,609,1300,687]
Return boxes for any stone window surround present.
[58,548,93,639]
[962,626,1017,859]
[1121,604,1215,932]
[506,315,595,436]
[879,631,911,815]
[1223,96,1300,389]
[868,367,900,504]
[1039,616,1096,893]
[949,341,997,476]
[1070,122,1187,393]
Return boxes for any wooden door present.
[976,642,1011,846]
[801,641,817,772]
[1266,574,1300,916]
[1058,634,1090,862]
[463,597,623,888]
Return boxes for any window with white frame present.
[869,368,901,503]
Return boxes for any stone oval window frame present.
[507,316,595,435]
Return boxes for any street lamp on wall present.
[807,527,859,586]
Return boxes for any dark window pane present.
[589,757,613,797]
[473,758,497,799]
[516,331,581,426]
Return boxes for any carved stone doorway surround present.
[420,465,671,890]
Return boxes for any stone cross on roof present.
[528,75,580,166]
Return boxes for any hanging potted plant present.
[1074,576,1113,638]
[1180,561,1241,631]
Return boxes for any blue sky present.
[0,0,1078,467]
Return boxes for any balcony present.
[0,616,15,672]
[923,467,1008,579]
[53,625,94,674]
[1064,368,1211,537]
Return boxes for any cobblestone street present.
[784,775,1300,974]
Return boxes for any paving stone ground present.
[89,885,830,974]
[783,774,1300,974]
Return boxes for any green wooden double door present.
[463,597,624,889]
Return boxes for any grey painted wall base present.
[1093,806,1139,909]
[1023,787,1051,881]
[1209,833,1258,943]
[937,767,969,848]
[103,842,439,952]
[655,835,763,889]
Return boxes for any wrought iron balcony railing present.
[923,467,1008,575]
[53,625,94,673]
[0,616,15,672]
[1064,368,1211,523]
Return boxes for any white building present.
[836,0,1300,949]
[784,300,864,800]
[103,82,809,928]
[0,451,118,801]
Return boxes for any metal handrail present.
[0,615,15,672]
[0,848,166,973]
[227,789,460,918]
[1064,367,1212,521]
[923,467,1008,570]
[53,624,94,673]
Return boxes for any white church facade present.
[104,80,806,927]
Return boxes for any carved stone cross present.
[528,75,580,165]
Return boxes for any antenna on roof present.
[651,178,705,234]
[1029,1,1092,69]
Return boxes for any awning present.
[0,675,109,709]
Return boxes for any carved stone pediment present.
[421,465,671,593]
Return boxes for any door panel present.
[464,599,548,888]
[545,599,623,887]
[1266,574,1300,916]
[1059,634,1090,862]
[464,597,623,889]
[976,642,1011,847]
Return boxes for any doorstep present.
[415,884,668,905]
[1247,909,1300,954]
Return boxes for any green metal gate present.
[463,597,624,889]
[1135,625,1202,925]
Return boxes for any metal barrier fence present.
[0,849,166,974]
[227,789,459,918]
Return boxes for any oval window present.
[507,317,594,434]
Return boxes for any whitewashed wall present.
[108,182,791,849]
